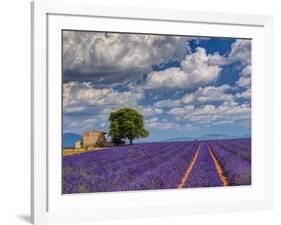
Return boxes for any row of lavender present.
[63,138,251,194]
[63,141,198,193]
[208,138,251,186]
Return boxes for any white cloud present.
[146,120,181,130]
[229,41,251,97]
[168,105,195,116]
[138,39,251,91]
[240,65,251,77]
[147,117,159,123]
[63,106,88,113]
[236,88,251,99]
[180,47,226,73]
[228,39,251,65]
[143,47,224,90]
[168,100,250,127]
[236,65,251,88]
[153,99,182,108]
[63,81,143,112]
[63,116,104,134]
[138,106,163,116]
[154,84,234,108]
[182,84,234,104]
[194,102,250,125]
[144,67,189,89]
[236,76,251,88]
[63,31,189,80]
[227,40,251,109]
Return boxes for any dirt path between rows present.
[207,144,229,186]
[178,144,201,188]
[178,143,229,188]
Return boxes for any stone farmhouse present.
[75,130,107,150]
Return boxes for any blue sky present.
[63,31,251,142]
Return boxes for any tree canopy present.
[108,108,149,145]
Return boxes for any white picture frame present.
[31,1,273,224]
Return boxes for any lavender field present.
[62,138,251,194]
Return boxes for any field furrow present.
[183,143,224,188]
[178,145,200,188]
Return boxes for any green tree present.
[109,108,149,145]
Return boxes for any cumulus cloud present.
[228,39,251,65]
[63,31,190,83]
[169,101,250,126]
[236,76,251,88]
[236,65,251,88]
[236,88,251,99]
[154,84,235,108]
[138,106,163,116]
[197,102,250,125]
[63,81,143,114]
[168,105,195,116]
[63,115,107,134]
[240,65,251,77]
[228,40,251,89]
[143,47,224,90]
[230,41,251,102]
[153,99,182,108]
[146,118,181,130]
[143,41,253,92]
[181,84,234,104]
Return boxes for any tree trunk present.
[129,139,133,145]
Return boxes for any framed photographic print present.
[31,1,273,224]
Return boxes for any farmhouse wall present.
[83,131,106,148]
[75,140,83,149]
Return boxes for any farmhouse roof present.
[85,129,107,134]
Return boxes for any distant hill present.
[162,133,250,142]
[63,133,82,148]
[163,137,194,142]
[199,134,237,140]
[241,133,251,138]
